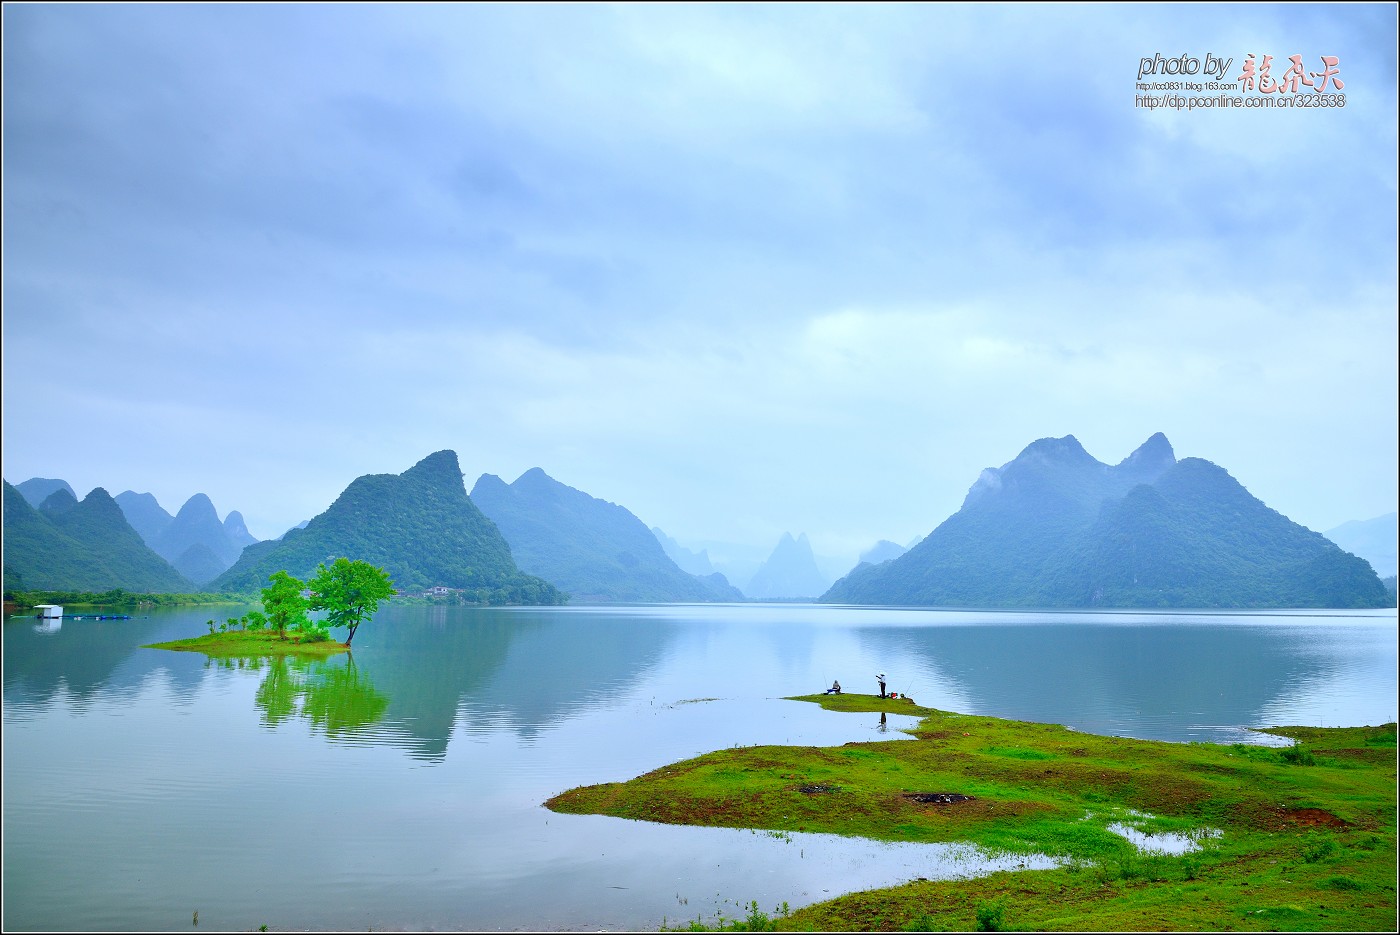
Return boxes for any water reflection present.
[2,614,200,710]
[348,605,678,760]
[249,655,390,736]
[2,605,680,759]
[854,615,1397,742]
[4,604,1396,933]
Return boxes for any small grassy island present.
[546,694,1396,932]
[144,629,349,657]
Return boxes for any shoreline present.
[143,629,350,657]
[547,694,1397,931]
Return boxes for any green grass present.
[547,693,1397,932]
[143,629,349,657]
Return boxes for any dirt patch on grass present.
[1275,806,1348,829]
[799,783,840,794]
[904,792,976,805]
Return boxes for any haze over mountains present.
[4,432,1394,609]
[14,478,77,509]
[823,434,1391,608]
[3,480,192,593]
[1323,513,1397,579]
[471,468,741,602]
[744,532,832,600]
[15,479,264,587]
[859,540,909,567]
[117,491,261,585]
[652,527,717,577]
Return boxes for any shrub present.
[1279,744,1315,766]
[1303,835,1337,863]
[975,899,1006,932]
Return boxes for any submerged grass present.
[546,693,1396,932]
[143,629,349,657]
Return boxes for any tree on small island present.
[261,570,309,641]
[308,558,395,647]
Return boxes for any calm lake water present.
[3,603,1396,931]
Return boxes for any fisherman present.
[876,672,886,698]
[825,680,842,694]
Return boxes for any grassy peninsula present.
[546,694,1396,932]
[144,629,348,657]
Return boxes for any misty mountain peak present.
[470,473,508,497]
[860,539,908,565]
[1115,432,1176,482]
[962,436,1099,510]
[16,477,77,508]
[511,468,577,505]
[39,487,80,514]
[824,431,1390,609]
[175,493,219,523]
[402,450,465,490]
[471,468,736,602]
[514,467,558,491]
[115,490,175,544]
[747,531,828,599]
[79,488,128,525]
[223,510,259,549]
[1019,434,1094,464]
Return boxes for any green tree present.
[261,570,309,641]
[308,558,395,647]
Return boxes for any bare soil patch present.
[1276,806,1348,829]
[904,792,976,805]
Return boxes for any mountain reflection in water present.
[3,604,1395,932]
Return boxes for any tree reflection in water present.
[246,654,389,735]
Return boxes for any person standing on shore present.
[876,672,886,698]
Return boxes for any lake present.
[3,603,1395,931]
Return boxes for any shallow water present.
[1107,822,1222,856]
[3,603,1395,931]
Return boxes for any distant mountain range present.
[652,527,717,577]
[3,481,193,593]
[6,435,1392,609]
[745,532,830,599]
[1324,513,1397,579]
[118,491,260,585]
[14,478,262,586]
[824,433,1391,609]
[14,477,77,508]
[471,469,741,602]
[212,451,562,603]
[859,539,908,566]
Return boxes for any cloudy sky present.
[3,4,1396,570]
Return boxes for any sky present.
[3,3,1397,572]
